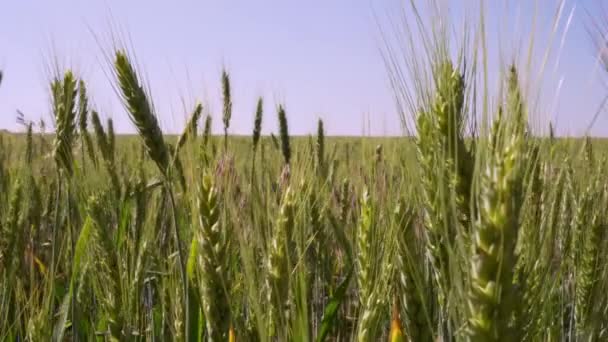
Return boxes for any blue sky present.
[0,1,606,136]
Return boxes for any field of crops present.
[2,6,608,342]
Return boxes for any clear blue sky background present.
[0,1,606,136]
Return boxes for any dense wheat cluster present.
[1,5,608,341]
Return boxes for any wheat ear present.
[114,51,169,175]
[197,173,231,341]
[52,71,78,176]
[222,69,232,151]
[267,187,295,338]
[277,104,291,165]
[467,70,525,340]
[252,97,263,152]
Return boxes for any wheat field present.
[1,3,608,342]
